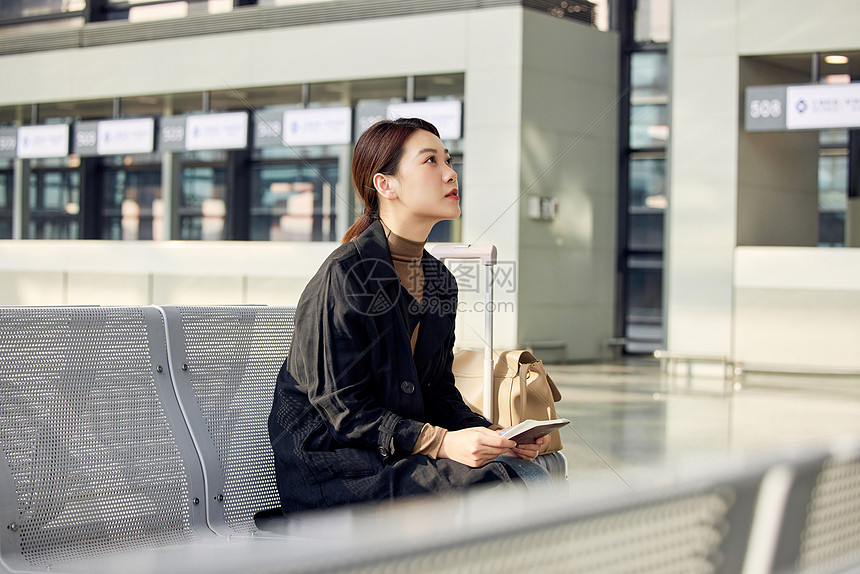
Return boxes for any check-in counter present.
[734,246,860,373]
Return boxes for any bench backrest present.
[0,306,210,572]
[771,442,860,573]
[158,305,295,536]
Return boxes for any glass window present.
[415,74,465,100]
[250,161,338,242]
[624,47,669,353]
[0,166,12,239]
[180,162,227,241]
[629,212,664,252]
[347,77,408,102]
[0,0,85,21]
[820,129,849,146]
[629,53,669,149]
[624,254,663,352]
[628,155,666,251]
[630,52,668,103]
[629,104,669,149]
[633,0,671,44]
[209,85,303,111]
[818,152,848,247]
[101,158,163,240]
[629,155,666,209]
[309,82,349,106]
[28,168,81,239]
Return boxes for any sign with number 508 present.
[749,99,782,119]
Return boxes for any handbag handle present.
[503,350,562,404]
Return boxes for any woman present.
[268,118,549,514]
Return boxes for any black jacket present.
[268,221,513,513]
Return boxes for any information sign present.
[283,107,352,146]
[97,118,155,155]
[17,124,70,158]
[387,101,462,140]
[786,83,860,130]
[185,112,249,151]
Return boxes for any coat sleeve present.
[422,311,494,432]
[295,259,424,458]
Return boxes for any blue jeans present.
[495,455,553,490]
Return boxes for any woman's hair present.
[341,117,440,243]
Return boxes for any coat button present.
[400,380,415,394]
[378,446,388,457]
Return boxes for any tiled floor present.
[549,358,860,496]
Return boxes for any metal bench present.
[768,440,860,573]
[0,306,214,573]
[157,305,296,536]
[2,305,859,574]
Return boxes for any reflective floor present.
[550,358,860,496]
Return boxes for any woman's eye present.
[425,156,436,163]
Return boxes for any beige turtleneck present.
[381,221,448,459]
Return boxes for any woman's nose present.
[444,166,457,183]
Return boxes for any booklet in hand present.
[500,418,570,444]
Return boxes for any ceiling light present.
[825,74,851,84]
[824,55,849,65]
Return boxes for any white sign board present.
[185,112,248,151]
[283,107,352,146]
[386,101,462,140]
[97,118,155,155]
[17,124,70,158]
[786,83,860,130]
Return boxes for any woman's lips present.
[446,190,459,199]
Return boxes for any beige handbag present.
[452,349,563,454]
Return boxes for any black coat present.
[268,221,513,514]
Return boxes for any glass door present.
[250,160,339,242]
[0,163,12,238]
[101,157,162,240]
[180,152,228,240]
[29,167,81,239]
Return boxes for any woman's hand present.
[502,434,550,461]
[438,427,517,468]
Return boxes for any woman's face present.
[386,129,460,224]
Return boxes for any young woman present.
[268,118,549,514]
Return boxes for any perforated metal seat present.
[769,441,860,574]
[157,305,296,536]
[278,471,765,574]
[0,306,210,573]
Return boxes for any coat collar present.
[352,221,457,357]
[352,221,456,303]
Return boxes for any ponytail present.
[341,213,375,243]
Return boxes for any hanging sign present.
[253,109,286,148]
[159,116,186,152]
[97,118,156,155]
[17,124,70,158]
[282,107,352,146]
[387,100,463,140]
[0,128,17,159]
[745,85,786,132]
[185,111,249,151]
[786,83,860,130]
[73,121,99,156]
[745,82,860,131]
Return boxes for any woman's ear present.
[373,173,398,201]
